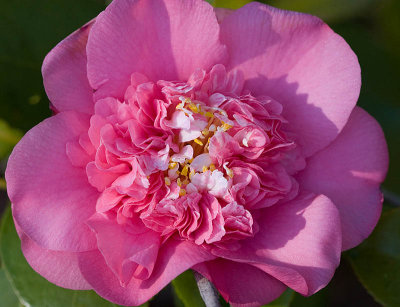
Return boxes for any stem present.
[382,188,400,207]
[193,270,221,307]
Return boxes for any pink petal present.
[298,107,388,250]
[194,259,286,307]
[87,0,227,100]
[78,239,215,306]
[42,20,94,114]
[20,231,91,290]
[220,3,361,156]
[212,193,342,296]
[86,213,160,286]
[6,112,98,252]
[171,145,194,163]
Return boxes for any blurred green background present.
[0,0,399,306]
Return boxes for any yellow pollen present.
[169,162,177,169]
[181,165,189,177]
[222,123,232,131]
[202,129,209,136]
[189,170,195,179]
[188,104,200,113]
[164,177,171,186]
[176,102,185,110]
[205,112,214,118]
[194,138,203,146]
[182,179,189,185]
[179,189,187,197]
[202,166,208,173]
[177,178,182,187]
[209,164,216,171]
[188,158,194,163]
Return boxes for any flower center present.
[165,96,234,198]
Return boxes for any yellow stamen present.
[205,112,214,118]
[202,166,208,173]
[189,170,195,179]
[202,129,209,136]
[169,162,177,169]
[177,178,182,187]
[194,138,203,146]
[182,179,189,186]
[164,177,171,186]
[181,165,189,177]
[222,123,232,131]
[176,102,185,110]
[188,104,200,113]
[209,164,216,171]
[179,189,187,197]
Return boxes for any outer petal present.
[194,259,286,307]
[298,107,388,250]
[78,239,215,306]
[42,20,94,114]
[20,232,91,290]
[212,193,342,296]
[220,3,361,156]
[87,0,227,100]
[86,213,160,286]
[6,112,98,252]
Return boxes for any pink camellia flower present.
[5,0,389,306]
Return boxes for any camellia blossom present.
[6,0,388,306]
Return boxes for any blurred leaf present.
[264,289,294,306]
[0,119,23,159]
[289,289,328,307]
[0,206,129,307]
[376,0,400,58]
[347,208,400,306]
[172,270,205,307]
[0,268,21,307]
[266,0,376,22]
[211,0,251,9]
[0,0,105,131]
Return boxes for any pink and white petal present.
[20,232,91,290]
[78,239,215,306]
[298,107,388,250]
[194,259,286,307]
[220,3,361,156]
[42,20,94,114]
[6,112,98,252]
[87,0,227,100]
[212,193,342,296]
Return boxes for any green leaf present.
[0,119,23,159]
[211,0,252,9]
[0,206,126,307]
[289,289,328,307]
[347,208,400,307]
[264,289,294,307]
[0,0,105,131]
[172,270,205,307]
[266,0,376,22]
[0,268,21,307]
